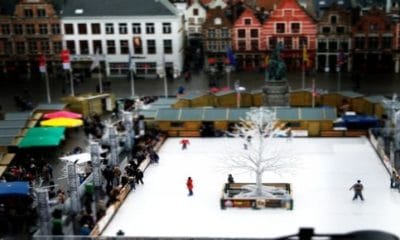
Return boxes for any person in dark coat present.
[349,180,364,201]
[227,174,234,184]
[186,177,193,196]
[390,171,398,188]
[136,169,144,184]
[102,166,114,187]
[149,150,159,164]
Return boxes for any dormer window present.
[244,19,251,25]
[214,18,222,25]
[75,9,84,14]
[193,8,199,16]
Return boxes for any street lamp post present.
[225,65,232,89]
[129,56,145,98]
[158,54,168,98]
[337,65,341,92]
[234,79,245,108]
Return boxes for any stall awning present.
[18,127,65,148]
[0,181,30,197]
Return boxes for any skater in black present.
[390,170,398,188]
[227,174,234,184]
[349,180,364,201]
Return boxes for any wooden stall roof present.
[214,90,249,96]
[4,112,32,121]
[151,98,177,106]
[290,88,314,93]
[0,166,6,177]
[156,109,180,121]
[0,128,23,137]
[0,136,16,146]
[139,109,158,119]
[227,108,249,121]
[203,108,229,121]
[180,92,208,100]
[180,109,204,121]
[0,153,15,166]
[153,107,337,122]
[363,95,387,104]
[35,103,66,111]
[0,120,28,129]
[337,91,364,98]
[251,90,263,94]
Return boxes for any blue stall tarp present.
[342,115,378,130]
[0,181,30,197]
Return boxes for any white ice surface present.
[102,137,400,238]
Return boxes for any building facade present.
[202,6,232,66]
[232,7,263,70]
[61,0,184,78]
[262,0,318,71]
[185,0,207,37]
[316,3,352,73]
[351,7,395,73]
[0,0,62,80]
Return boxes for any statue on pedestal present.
[263,42,289,107]
[265,42,287,82]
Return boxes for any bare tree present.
[224,107,295,197]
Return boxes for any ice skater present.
[349,180,364,201]
[227,174,234,184]
[390,170,398,188]
[243,136,251,150]
[180,138,190,150]
[186,177,193,196]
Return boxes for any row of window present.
[0,40,62,55]
[206,28,230,38]
[64,22,172,35]
[353,36,393,49]
[22,8,47,18]
[0,23,60,35]
[65,39,173,55]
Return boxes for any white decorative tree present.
[224,107,295,197]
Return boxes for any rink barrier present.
[368,129,395,175]
[90,134,167,237]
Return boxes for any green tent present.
[18,127,65,148]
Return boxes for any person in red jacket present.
[186,177,193,196]
[180,138,190,150]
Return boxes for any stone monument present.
[263,43,289,106]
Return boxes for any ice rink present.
[102,137,400,238]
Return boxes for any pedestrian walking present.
[349,180,364,201]
[227,174,234,184]
[186,177,193,196]
[180,138,190,150]
[390,170,397,188]
[136,169,144,184]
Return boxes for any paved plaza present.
[2,70,400,112]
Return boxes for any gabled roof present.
[62,0,179,17]
[204,6,232,27]
[234,7,262,26]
